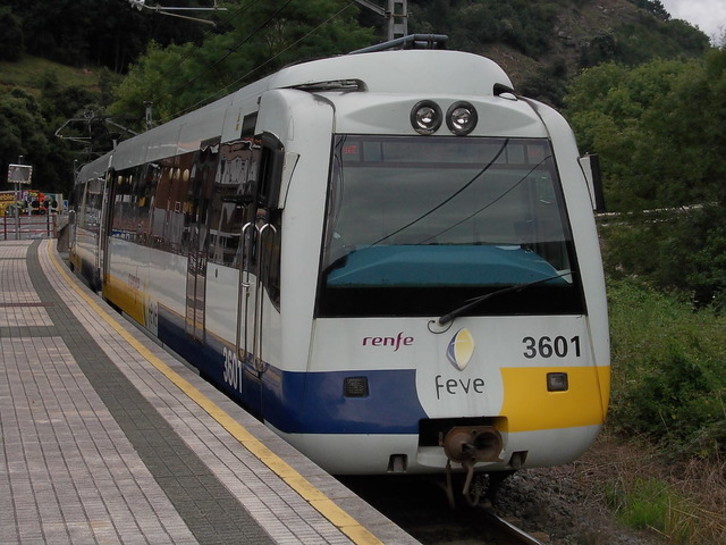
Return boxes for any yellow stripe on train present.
[103,272,145,324]
[500,365,610,432]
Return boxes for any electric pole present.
[353,0,408,41]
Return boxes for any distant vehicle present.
[69,35,609,501]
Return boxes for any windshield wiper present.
[437,271,575,326]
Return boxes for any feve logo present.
[446,328,475,371]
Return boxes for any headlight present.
[410,100,442,135]
[446,101,478,135]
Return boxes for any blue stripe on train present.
[156,306,426,434]
[263,368,425,434]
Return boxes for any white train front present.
[69,41,610,481]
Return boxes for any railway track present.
[480,509,547,545]
[339,475,549,545]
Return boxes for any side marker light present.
[344,376,369,397]
[547,372,569,392]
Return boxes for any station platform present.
[0,239,420,545]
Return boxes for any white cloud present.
[659,0,726,40]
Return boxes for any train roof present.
[82,47,517,177]
[76,153,112,184]
[256,49,512,98]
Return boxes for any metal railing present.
[1,214,58,240]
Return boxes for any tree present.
[2,0,207,72]
[0,89,51,189]
[0,87,78,195]
[565,51,726,304]
[0,7,24,61]
[565,58,712,211]
[632,0,670,21]
[110,0,375,130]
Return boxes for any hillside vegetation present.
[0,0,712,195]
[0,55,101,94]
[410,0,709,105]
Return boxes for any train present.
[69,35,610,497]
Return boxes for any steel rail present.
[480,508,547,545]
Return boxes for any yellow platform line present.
[47,241,383,545]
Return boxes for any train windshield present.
[317,135,585,317]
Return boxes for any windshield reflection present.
[317,135,584,317]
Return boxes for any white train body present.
[70,46,610,476]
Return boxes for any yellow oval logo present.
[447,328,475,371]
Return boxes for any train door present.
[100,170,116,290]
[185,229,207,342]
[185,149,217,343]
[83,177,105,291]
[67,183,81,263]
[235,133,284,414]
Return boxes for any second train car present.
[69,36,610,488]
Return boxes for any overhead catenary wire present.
[135,0,257,95]
[165,0,355,121]
[128,0,258,126]
[165,0,296,105]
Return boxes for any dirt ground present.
[491,433,710,545]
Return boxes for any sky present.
[660,0,726,42]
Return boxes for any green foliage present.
[580,25,706,69]
[38,72,98,121]
[2,0,207,72]
[613,18,709,66]
[0,7,24,62]
[408,0,708,106]
[578,2,707,68]
[0,82,84,195]
[568,51,725,302]
[413,0,560,58]
[519,60,569,107]
[0,89,49,189]
[631,0,670,21]
[566,53,726,211]
[578,33,623,68]
[0,88,44,149]
[605,477,674,531]
[0,55,103,92]
[606,279,726,459]
[110,0,375,129]
[603,206,726,306]
[604,470,726,542]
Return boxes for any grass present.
[607,278,725,460]
[602,278,726,543]
[606,477,672,531]
[0,54,100,94]
[601,461,726,544]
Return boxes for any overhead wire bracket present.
[128,0,227,26]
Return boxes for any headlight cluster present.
[410,100,478,136]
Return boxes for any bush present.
[0,8,24,62]
[607,279,725,460]
[602,204,725,309]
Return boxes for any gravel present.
[492,437,666,545]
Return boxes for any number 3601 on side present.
[522,336,581,359]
